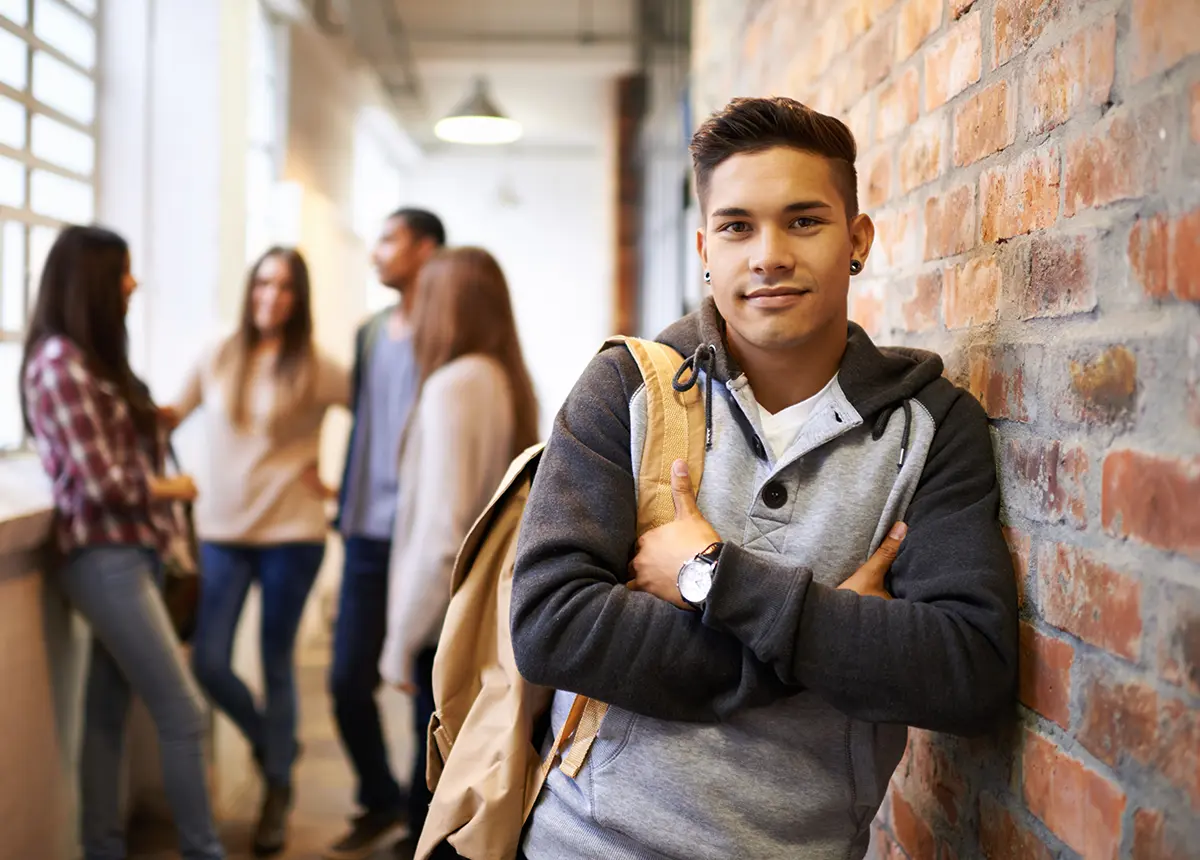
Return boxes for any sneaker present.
[252,783,292,857]
[324,810,406,860]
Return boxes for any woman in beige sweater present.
[377,247,538,850]
[167,247,348,857]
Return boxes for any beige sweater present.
[176,342,350,544]
[378,354,517,687]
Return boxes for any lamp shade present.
[434,78,523,145]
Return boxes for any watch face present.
[678,560,713,604]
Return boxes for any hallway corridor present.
[128,634,414,860]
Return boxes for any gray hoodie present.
[511,299,1018,860]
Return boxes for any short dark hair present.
[389,207,446,247]
[690,97,859,219]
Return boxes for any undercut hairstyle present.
[690,96,859,220]
[389,207,447,248]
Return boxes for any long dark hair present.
[412,247,539,455]
[219,246,315,430]
[20,225,157,439]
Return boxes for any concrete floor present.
[128,636,415,860]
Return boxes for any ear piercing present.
[850,260,863,275]
[704,270,711,283]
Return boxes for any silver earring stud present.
[850,260,863,275]
[704,270,711,283]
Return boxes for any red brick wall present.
[691,0,1200,856]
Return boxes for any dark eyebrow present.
[710,200,834,219]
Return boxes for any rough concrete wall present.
[691,0,1200,857]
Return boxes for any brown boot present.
[253,783,292,857]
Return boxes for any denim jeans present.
[59,545,224,860]
[329,536,406,814]
[190,541,324,788]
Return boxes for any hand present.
[300,463,337,500]
[837,523,906,600]
[629,459,719,610]
[148,474,199,503]
[158,406,182,431]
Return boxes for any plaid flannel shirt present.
[23,336,178,556]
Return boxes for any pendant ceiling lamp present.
[434,78,523,145]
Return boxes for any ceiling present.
[321,0,687,152]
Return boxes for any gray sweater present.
[511,299,1017,860]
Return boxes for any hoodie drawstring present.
[872,399,913,469]
[673,343,717,450]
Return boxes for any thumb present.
[869,522,908,568]
[671,459,699,519]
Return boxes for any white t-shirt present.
[755,374,839,460]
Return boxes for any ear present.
[696,228,707,269]
[849,213,875,269]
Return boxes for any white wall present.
[402,148,615,435]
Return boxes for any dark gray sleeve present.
[510,348,794,722]
[700,389,1018,736]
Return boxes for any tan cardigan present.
[175,341,350,544]
[378,354,517,687]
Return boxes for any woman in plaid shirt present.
[21,226,225,860]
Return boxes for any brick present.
[925,11,982,111]
[861,20,895,92]
[1022,730,1127,860]
[1063,345,1137,425]
[968,345,1033,421]
[891,791,936,860]
[1004,439,1088,527]
[1134,808,1194,860]
[1035,543,1142,660]
[979,794,1053,860]
[874,206,923,270]
[954,80,1016,167]
[993,0,1063,68]
[1024,18,1116,135]
[981,145,1060,242]
[896,0,943,62]
[1102,451,1200,557]
[925,184,976,260]
[1132,0,1200,82]
[850,283,885,336]
[1129,214,1170,299]
[877,66,920,143]
[1171,208,1200,301]
[1064,103,1169,218]
[865,148,893,209]
[1023,234,1097,319]
[1079,677,1158,768]
[1157,697,1200,808]
[899,116,944,194]
[1157,583,1200,697]
[1003,526,1031,607]
[847,97,872,152]
[1018,623,1073,728]
[902,270,941,332]
[901,731,966,827]
[943,254,1001,328]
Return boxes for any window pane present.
[0,155,25,206]
[0,0,28,26]
[59,0,94,16]
[27,224,55,307]
[34,0,96,70]
[33,51,94,124]
[31,113,92,174]
[0,94,25,149]
[31,168,91,221]
[0,29,28,90]
[1,221,25,333]
[0,341,22,448]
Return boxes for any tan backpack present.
[415,336,707,860]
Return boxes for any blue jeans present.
[59,545,223,860]
[191,542,324,788]
[330,536,405,814]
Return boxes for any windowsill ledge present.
[0,455,54,559]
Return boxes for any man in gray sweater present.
[511,97,1018,859]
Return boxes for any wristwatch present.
[677,542,724,611]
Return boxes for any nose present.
[749,225,795,279]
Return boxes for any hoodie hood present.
[655,296,944,419]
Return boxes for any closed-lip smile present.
[744,286,811,299]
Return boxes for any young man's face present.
[697,147,873,353]
[372,217,435,291]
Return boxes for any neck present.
[727,319,846,414]
[254,332,282,352]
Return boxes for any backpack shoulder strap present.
[603,336,706,534]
